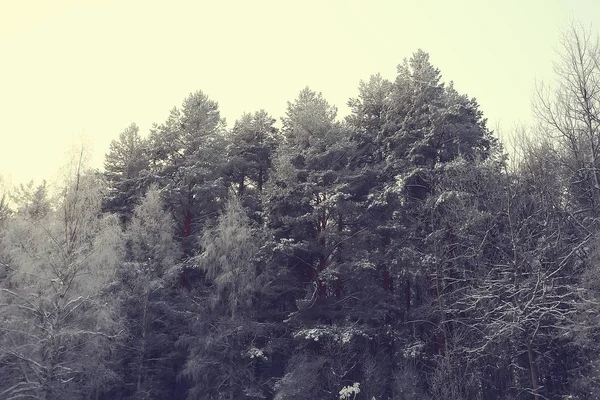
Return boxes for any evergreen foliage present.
[2,26,600,399]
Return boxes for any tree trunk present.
[136,287,149,397]
[238,176,245,195]
[336,213,343,263]
[405,277,410,314]
[183,209,191,238]
[258,168,263,192]
[527,341,540,400]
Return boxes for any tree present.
[10,180,52,219]
[103,123,149,222]
[463,163,588,400]
[267,87,355,307]
[127,185,181,272]
[266,88,385,399]
[0,175,9,217]
[197,196,265,318]
[0,151,125,400]
[146,91,227,250]
[528,23,600,397]
[534,23,600,219]
[181,196,274,400]
[339,50,500,399]
[116,185,183,400]
[225,110,279,196]
[383,49,494,173]
[0,175,12,305]
[346,73,393,142]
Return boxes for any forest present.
[1,23,600,400]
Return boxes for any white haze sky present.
[1,0,598,187]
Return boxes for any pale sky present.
[1,0,598,187]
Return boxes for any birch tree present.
[0,150,124,400]
[534,22,600,219]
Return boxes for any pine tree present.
[225,110,279,196]
[103,123,149,222]
[146,91,227,251]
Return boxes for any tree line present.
[1,23,600,400]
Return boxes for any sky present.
[1,0,598,188]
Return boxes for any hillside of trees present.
[2,24,600,400]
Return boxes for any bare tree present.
[534,22,600,218]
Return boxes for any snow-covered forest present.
[2,23,600,400]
